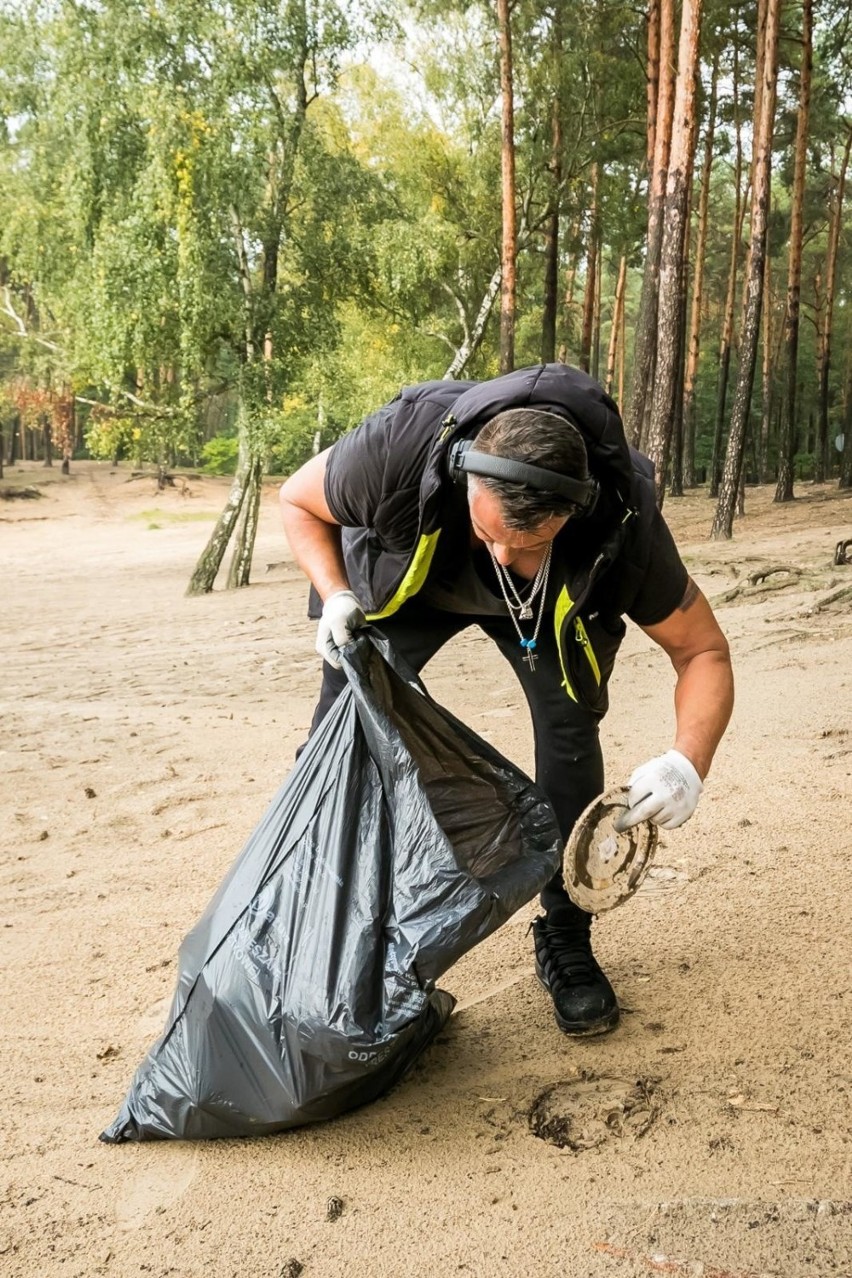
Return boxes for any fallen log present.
[0,485,43,500]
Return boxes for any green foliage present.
[201,436,240,475]
[84,407,194,465]
[267,400,324,476]
[84,415,137,463]
[1,0,851,501]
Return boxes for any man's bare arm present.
[279,449,350,603]
[640,579,734,780]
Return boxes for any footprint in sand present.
[111,997,195,1231]
[136,994,172,1042]
[115,1151,199,1230]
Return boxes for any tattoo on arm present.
[678,577,700,612]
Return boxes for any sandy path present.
[1,462,851,1278]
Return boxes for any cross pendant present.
[522,646,538,672]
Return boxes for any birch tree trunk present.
[186,0,310,594]
[227,452,264,589]
[774,0,812,503]
[580,164,599,374]
[443,265,502,379]
[186,462,250,596]
[711,0,781,539]
[645,0,704,507]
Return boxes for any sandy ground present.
[1,460,851,1278]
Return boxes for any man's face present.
[467,481,568,571]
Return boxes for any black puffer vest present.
[331,363,662,712]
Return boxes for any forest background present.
[2,0,852,590]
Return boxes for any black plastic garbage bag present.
[101,631,562,1142]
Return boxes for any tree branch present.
[441,280,471,347]
[230,205,255,360]
[443,262,502,380]
[2,287,64,353]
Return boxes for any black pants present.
[307,599,605,914]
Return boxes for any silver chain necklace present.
[488,543,552,671]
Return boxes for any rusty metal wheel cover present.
[565,786,658,914]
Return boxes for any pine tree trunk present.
[710,86,746,497]
[711,0,781,539]
[775,0,812,503]
[841,433,852,488]
[682,54,718,488]
[840,362,852,487]
[592,240,603,380]
[670,236,692,498]
[497,0,516,374]
[815,127,852,482]
[625,0,676,445]
[541,62,562,364]
[541,202,559,365]
[557,218,582,362]
[605,255,628,396]
[645,0,704,507]
[671,77,702,498]
[646,0,660,173]
[758,248,774,484]
[618,286,627,407]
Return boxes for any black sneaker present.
[532,903,619,1037]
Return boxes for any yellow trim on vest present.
[573,615,601,683]
[553,586,601,700]
[365,530,442,621]
[554,586,578,701]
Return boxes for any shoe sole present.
[535,970,620,1038]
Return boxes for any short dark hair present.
[473,408,590,529]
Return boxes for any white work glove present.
[316,590,366,669]
[616,749,703,831]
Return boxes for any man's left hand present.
[616,749,703,831]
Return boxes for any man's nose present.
[492,542,515,566]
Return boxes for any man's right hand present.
[316,590,366,668]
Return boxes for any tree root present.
[712,564,806,604]
[808,583,852,613]
[771,581,852,621]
